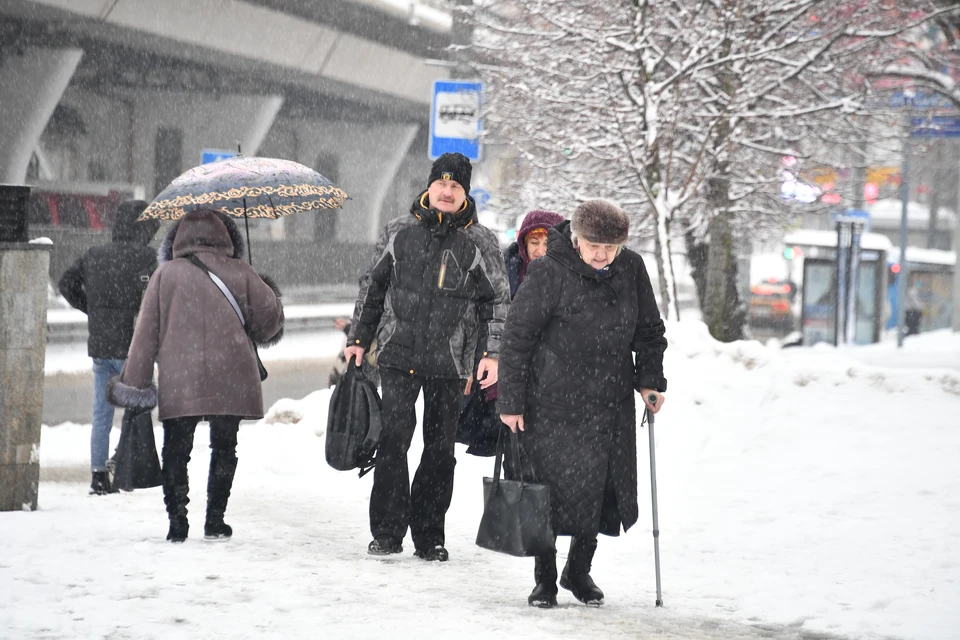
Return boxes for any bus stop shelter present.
[783,229,893,346]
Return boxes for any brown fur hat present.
[571,200,629,244]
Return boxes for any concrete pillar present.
[242,96,285,157]
[295,122,419,243]
[0,47,83,183]
[0,241,51,512]
[131,92,284,198]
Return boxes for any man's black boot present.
[559,536,604,606]
[368,537,403,555]
[528,552,559,608]
[204,449,238,540]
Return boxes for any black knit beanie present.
[427,152,472,194]
[571,200,630,244]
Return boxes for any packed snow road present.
[4,323,957,639]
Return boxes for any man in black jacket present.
[58,200,160,495]
[345,152,510,561]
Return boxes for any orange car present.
[749,279,795,329]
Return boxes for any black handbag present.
[325,365,382,477]
[456,381,500,457]
[109,406,163,491]
[475,427,555,557]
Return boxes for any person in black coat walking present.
[345,152,511,562]
[498,200,668,608]
[58,200,161,495]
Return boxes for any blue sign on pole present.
[201,149,238,165]
[471,187,491,210]
[910,116,960,138]
[889,90,953,109]
[832,208,871,233]
[429,80,482,160]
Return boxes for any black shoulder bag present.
[475,427,556,557]
[184,254,268,381]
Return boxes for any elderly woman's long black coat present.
[497,221,667,538]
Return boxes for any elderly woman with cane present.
[497,200,667,608]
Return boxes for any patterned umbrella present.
[139,156,349,263]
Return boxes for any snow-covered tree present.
[466,0,953,340]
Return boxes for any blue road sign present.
[471,187,491,210]
[910,116,960,138]
[889,90,953,109]
[201,149,238,164]
[832,208,870,232]
[429,80,482,160]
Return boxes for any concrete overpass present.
[0,0,462,294]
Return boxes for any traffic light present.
[783,246,801,260]
[889,262,900,283]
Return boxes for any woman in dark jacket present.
[108,209,284,543]
[504,210,566,298]
[458,210,564,454]
[498,200,667,608]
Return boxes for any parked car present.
[749,279,796,330]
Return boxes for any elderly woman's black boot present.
[528,552,559,608]
[560,536,604,606]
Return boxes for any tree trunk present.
[685,232,709,313]
[702,180,746,342]
[650,202,680,321]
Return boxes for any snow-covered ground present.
[5,323,959,639]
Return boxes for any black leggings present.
[161,416,240,490]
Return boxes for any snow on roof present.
[887,246,956,266]
[783,228,893,251]
[866,198,957,229]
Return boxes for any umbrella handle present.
[243,196,252,266]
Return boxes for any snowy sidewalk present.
[4,322,959,639]
[2,423,853,640]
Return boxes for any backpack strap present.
[356,370,382,478]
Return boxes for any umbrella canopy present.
[139,156,348,221]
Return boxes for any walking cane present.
[645,393,664,607]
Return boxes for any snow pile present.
[262,389,332,435]
[6,321,959,639]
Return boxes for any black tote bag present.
[325,365,382,477]
[475,428,555,557]
[110,406,163,491]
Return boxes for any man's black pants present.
[370,369,461,551]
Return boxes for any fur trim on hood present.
[158,209,245,264]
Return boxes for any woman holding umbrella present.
[497,200,667,608]
[108,209,284,542]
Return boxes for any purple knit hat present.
[517,210,565,264]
